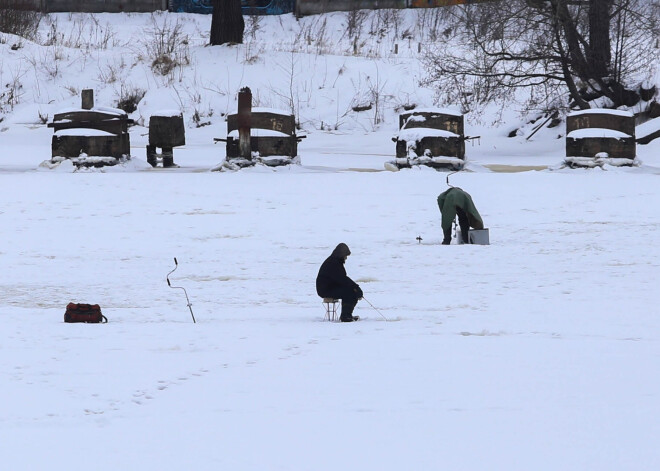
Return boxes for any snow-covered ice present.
[1,9,660,471]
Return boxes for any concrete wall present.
[296,0,407,16]
[46,0,167,12]
[2,0,486,15]
[409,0,479,6]
[295,0,485,16]
[0,0,45,9]
[1,0,167,12]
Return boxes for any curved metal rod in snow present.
[167,257,196,323]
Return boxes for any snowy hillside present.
[1,9,660,471]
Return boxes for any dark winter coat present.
[437,187,484,232]
[316,243,362,298]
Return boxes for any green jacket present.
[437,187,484,232]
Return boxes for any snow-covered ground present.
[2,10,660,470]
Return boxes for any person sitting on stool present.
[316,243,363,322]
[437,187,484,245]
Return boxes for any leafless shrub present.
[349,68,389,130]
[244,14,263,41]
[413,6,451,42]
[301,16,330,55]
[20,45,63,81]
[152,54,177,76]
[116,85,146,114]
[0,3,42,41]
[85,15,118,49]
[242,14,264,63]
[171,75,215,128]
[0,63,25,113]
[345,8,368,43]
[367,65,387,126]
[141,16,190,77]
[41,15,118,50]
[36,45,65,79]
[63,85,78,97]
[268,50,299,119]
[97,63,119,84]
[191,102,213,128]
[369,9,402,40]
[43,20,59,46]
[186,89,205,125]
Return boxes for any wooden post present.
[81,89,94,110]
[237,87,252,160]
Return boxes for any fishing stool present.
[322,298,340,322]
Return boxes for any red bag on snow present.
[64,303,108,323]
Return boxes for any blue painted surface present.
[171,0,212,14]
[170,0,295,15]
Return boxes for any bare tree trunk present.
[548,0,589,79]
[553,23,590,109]
[210,0,245,46]
[587,0,614,78]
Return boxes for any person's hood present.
[330,243,351,258]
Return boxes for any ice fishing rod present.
[446,170,459,188]
[362,296,389,322]
[167,257,196,323]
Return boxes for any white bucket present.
[468,228,489,245]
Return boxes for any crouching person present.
[437,187,484,245]
[316,243,363,322]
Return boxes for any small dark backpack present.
[64,303,108,323]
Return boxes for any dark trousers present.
[456,207,470,243]
[443,208,470,244]
[321,286,358,319]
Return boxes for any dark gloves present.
[355,286,363,299]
